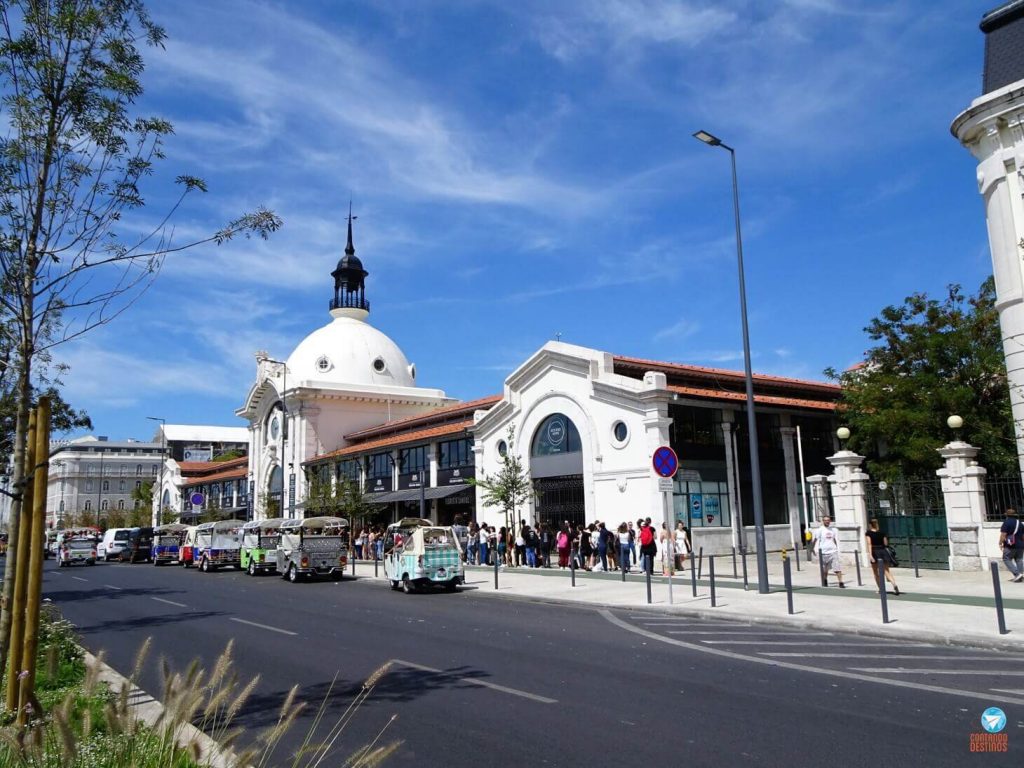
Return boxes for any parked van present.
[97,528,131,561]
[153,523,187,565]
[384,518,463,593]
[276,516,348,582]
[118,527,154,563]
[180,526,199,568]
[194,519,244,572]
[240,518,285,575]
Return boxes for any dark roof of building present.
[343,395,502,442]
[178,455,248,478]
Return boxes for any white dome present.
[286,314,416,388]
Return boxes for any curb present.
[348,568,1021,653]
[84,650,239,768]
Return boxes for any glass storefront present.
[673,479,731,529]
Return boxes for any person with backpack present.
[1000,508,1024,582]
[638,518,657,574]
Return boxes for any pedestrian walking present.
[865,518,899,595]
[812,516,845,588]
[627,521,637,567]
[638,518,657,575]
[1000,508,1024,582]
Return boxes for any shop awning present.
[365,485,473,504]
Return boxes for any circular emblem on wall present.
[315,355,332,373]
[547,419,565,446]
[269,415,280,440]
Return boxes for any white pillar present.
[952,56,1024,479]
[780,426,800,553]
[721,422,740,551]
[936,441,990,570]
[826,452,870,567]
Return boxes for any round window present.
[613,421,628,442]
[497,440,508,458]
[372,357,387,374]
[316,355,332,373]
[269,415,280,440]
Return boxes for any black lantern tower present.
[330,207,369,313]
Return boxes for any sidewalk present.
[350,553,1024,651]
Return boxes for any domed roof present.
[334,251,364,274]
[286,315,415,389]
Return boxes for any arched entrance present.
[267,466,283,517]
[530,413,585,528]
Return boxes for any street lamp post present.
[693,129,770,594]
[147,417,166,525]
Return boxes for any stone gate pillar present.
[827,451,869,566]
[936,441,989,571]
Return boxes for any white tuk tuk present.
[240,518,286,575]
[193,519,244,572]
[276,516,349,583]
[153,523,188,565]
[384,518,464,593]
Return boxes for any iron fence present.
[865,477,945,518]
[984,476,1024,522]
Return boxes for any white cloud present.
[653,318,700,342]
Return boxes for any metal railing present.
[984,476,1024,521]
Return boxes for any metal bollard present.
[991,561,1009,635]
[352,551,356,576]
[622,555,626,582]
[783,554,794,615]
[876,559,890,624]
[910,537,920,578]
[732,546,738,578]
[571,555,576,588]
[374,556,378,578]
[645,556,652,605]
[794,545,801,572]
[854,551,862,586]
[494,552,499,590]
[691,556,697,598]
[742,547,749,591]
[697,547,704,579]
[818,550,827,587]
[709,555,717,607]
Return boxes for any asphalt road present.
[43,559,1023,767]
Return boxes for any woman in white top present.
[617,523,632,574]
[674,521,692,571]
[659,523,675,576]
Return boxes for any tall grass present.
[0,609,400,767]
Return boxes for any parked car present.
[384,518,463,593]
[58,538,97,567]
[240,518,285,575]
[276,516,349,582]
[194,519,244,572]
[152,523,188,565]
[118,527,154,563]
[97,528,131,561]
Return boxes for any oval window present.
[613,421,628,442]
[497,440,508,458]
[372,357,387,374]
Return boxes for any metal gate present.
[533,475,585,528]
[865,478,948,570]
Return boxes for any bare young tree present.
[0,0,281,672]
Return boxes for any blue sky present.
[55,0,997,441]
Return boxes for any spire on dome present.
[330,204,370,318]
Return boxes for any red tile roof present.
[668,385,837,411]
[178,456,248,478]
[183,464,248,487]
[307,420,474,465]
[613,355,840,396]
[344,395,501,441]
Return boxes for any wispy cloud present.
[653,318,700,342]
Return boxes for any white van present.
[97,528,131,561]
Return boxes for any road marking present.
[601,609,1024,707]
[105,585,123,591]
[229,618,297,636]
[763,654,1014,660]
[668,631,833,636]
[151,597,187,608]
[70,576,88,582]
[851,668,1017,676]
[928,597,953,601]
[391,659,557,704]
[699,640,919,646]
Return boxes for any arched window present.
[531,414,582,457]
[117,500,125,510]
[119,479,126,491]
[102,480,109,492]
[101,500,108,511]
[136,464,143,476]
[84,500,92,511]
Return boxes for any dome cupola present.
[330,206,369,319]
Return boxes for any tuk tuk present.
[180,525,199,568]
[384,518,464,593]
[276,516,349,583]
[152,523,188,565]
[58,537,97,567]
[194,519,244,572]
[119,527,154,563]
[240,518,286,576]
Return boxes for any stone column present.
[779,426,800,552]
[826,452,870,566]
[936,441,990,571]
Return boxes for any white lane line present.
[229,618,297,636]
[669,631,833,636]
[992,688,1020,694]
[151,597,187,608]
[105,585,123,591]
[928,597,953,601]
[70,576,88,582]
[392,659,557,704]
[851,668,1019,676]
[700,641,924,646]
[600,609,1024,707]
[763,654,1014,660]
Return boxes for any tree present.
[0,0,281,673]
[130,478,152,510]
[305,474,368,524]
[471,427,531,531]
[826,277,1015,479]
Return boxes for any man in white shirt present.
[812,516,846,588]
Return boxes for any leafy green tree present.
[305,473,368,524]
[212,449,245,462]
[826,277,1014,478]
[130,478,153,511]
[471,427,531,531]
[0,0,280,671]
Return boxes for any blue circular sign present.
[190,492,205,506]
[652,446,678,478]
[981,707,1006,734]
